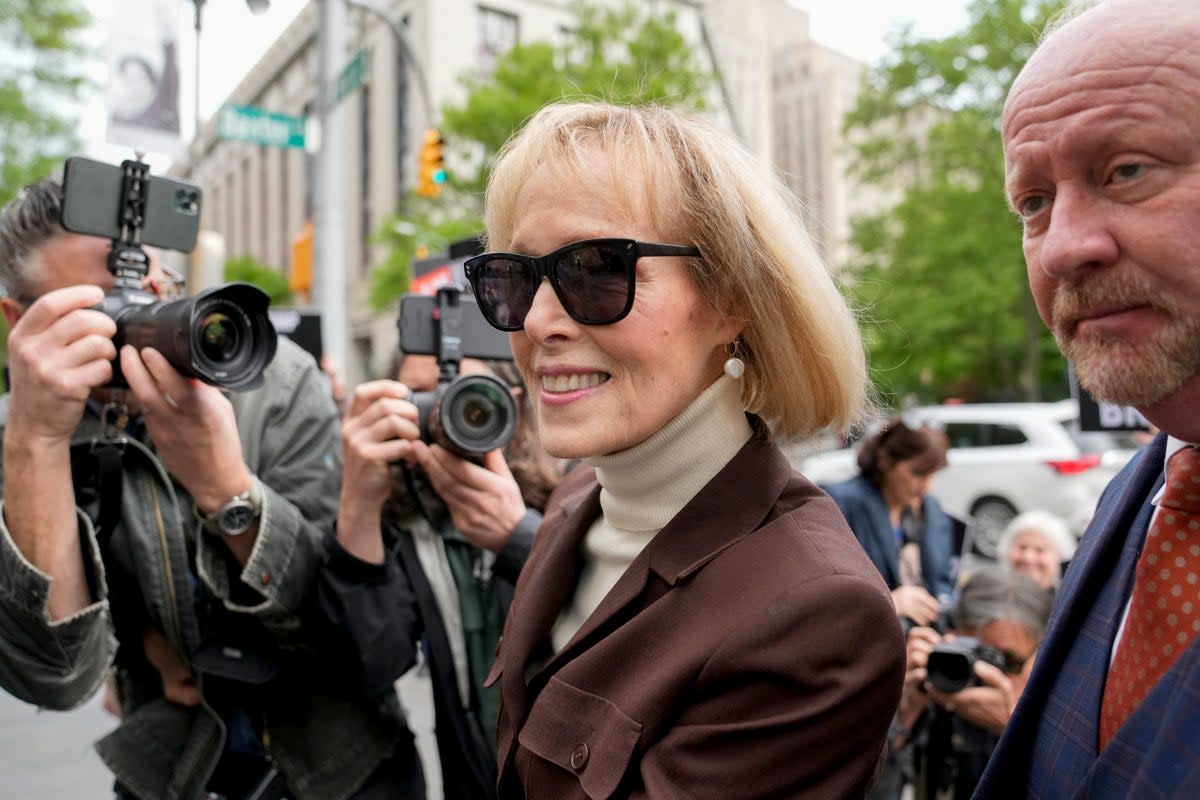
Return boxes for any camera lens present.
[433,374,517,457]
[199,311,240,363]
[461,396,494,429]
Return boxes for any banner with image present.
[105,0,184,158]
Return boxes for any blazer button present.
[570,743,590,770]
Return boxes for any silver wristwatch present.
[196,478,264,536]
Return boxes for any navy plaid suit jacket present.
[974,433,1200,798]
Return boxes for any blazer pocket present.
[518,676,643,799]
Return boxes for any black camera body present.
[60,158,277,391]
[398,285,516,458]
[926,636,1007,694]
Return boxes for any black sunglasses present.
[463,238,703,331]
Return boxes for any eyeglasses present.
[463,238,703,331]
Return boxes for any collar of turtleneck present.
[585,374,753,533]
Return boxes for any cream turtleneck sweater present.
[550,375,753,652]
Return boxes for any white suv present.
[796,400,1143,559]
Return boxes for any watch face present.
[220,501,257,535]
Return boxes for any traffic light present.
[417,128,446,197]
[290,220,313,302]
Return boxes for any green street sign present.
[336,48,370,103]
[218,104,307,149]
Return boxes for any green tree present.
[368,201,484,313]
[370,0,713,311]
[0,0,92,205]
[224,254,294,307]
[842,0,1066,405]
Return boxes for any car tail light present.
[1045,454,1103,474]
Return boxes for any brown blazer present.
[487,429,906,799]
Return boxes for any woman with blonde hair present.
[465,100,905,799]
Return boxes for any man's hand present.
[900,625,939,721]
[336,380,422,563]
[142,628,200,707]
[892,584,941,626]
[926,660,1016,736]
[5,285,115,443]
[415,442,526,553]
[2,285,114,618]
[120,346,251,511]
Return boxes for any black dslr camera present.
[397,284,516,458]
[60,157,276,391]
[925,636,1007,694]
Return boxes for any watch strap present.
[195,476,263,535]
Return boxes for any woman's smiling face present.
[503,146,739,459]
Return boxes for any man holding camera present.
[0,176,412,800]
[891,567,1051,799]
[319,329,563,799]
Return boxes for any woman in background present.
[824,418,957,627]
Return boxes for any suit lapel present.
[866,485,902,587]
[1015,436,1165,796]
[500,478,600,709]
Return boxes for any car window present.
[989,423,1028,446]
[941,423,981,448]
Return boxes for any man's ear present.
[0,297,23,329]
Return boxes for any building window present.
[279,145,290,270]
[477,5,518,77]
[360,85,372,274]
[303,102,315,221]
[395,44,409,196]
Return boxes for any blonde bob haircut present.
[481,101,868,441]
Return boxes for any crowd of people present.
[0,0,1198,796]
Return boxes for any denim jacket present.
[0,339,399,800]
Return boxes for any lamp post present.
[312,0,435,378]
[190,0,273,137]
[313,0,348,375]
[343,0,435,129]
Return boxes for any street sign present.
[336,48,370,104]
[217,104,307,149]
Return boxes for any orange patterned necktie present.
[1099,445,1200,750]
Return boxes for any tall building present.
[699,0,904,271]
[180,0,726,384]
[181,0,897,383]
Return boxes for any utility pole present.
[314,0,348,373]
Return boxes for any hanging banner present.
[105,0,184,157]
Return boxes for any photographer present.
[0,176,414,800]
[894,566,1051,799]
[318,343,563,800]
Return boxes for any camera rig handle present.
[433,284,468,383]
[107,158,152,290]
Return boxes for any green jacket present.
[0,338,399,800]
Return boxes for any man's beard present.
[1052,274,1200,406]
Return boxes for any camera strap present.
[91,444,125,546]
[68,401,134,547]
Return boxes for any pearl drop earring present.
[724,339,745,380]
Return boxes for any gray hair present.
[1039,0,1107,42]
[950,566,1053,642]
[997,509,1076,563]
[0,177,64,298]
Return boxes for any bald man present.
[976,1,1200,796]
